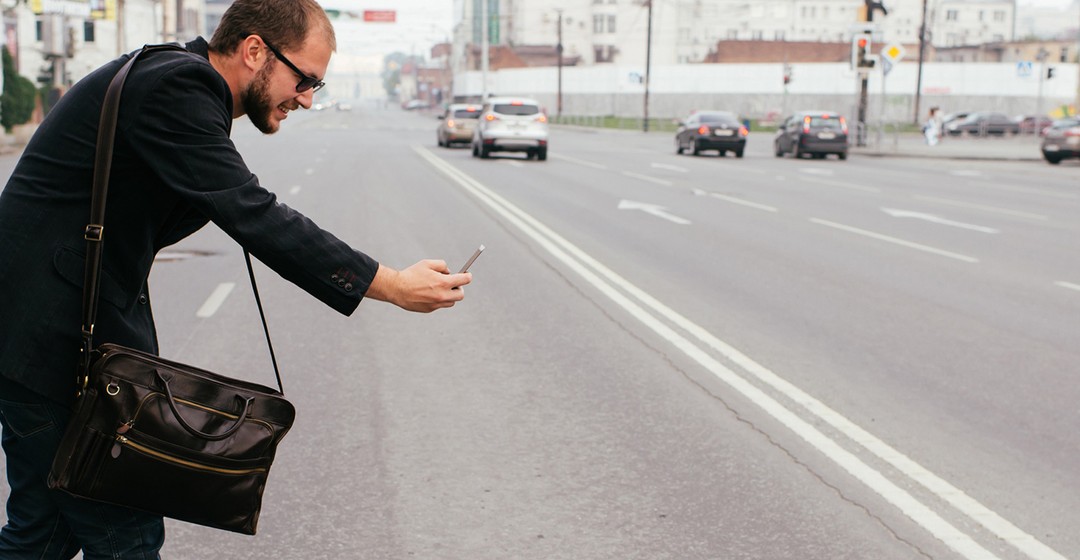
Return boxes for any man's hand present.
[365,261,471,313]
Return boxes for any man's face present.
[241,36,332,134]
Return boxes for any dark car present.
[774,111,849,160]
[1040,118,1080,164]
[944,112,1019,136]
[675,111,748,158]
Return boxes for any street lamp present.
[643,0,653,132]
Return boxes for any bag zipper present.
[113,435,267,476]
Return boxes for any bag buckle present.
[84,224,104,241]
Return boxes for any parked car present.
[437,104,482,147]
[471,97,549,160]
[774,111,849,160]
[1040,118,1080,164]
[1015,115,1054,136]
[674,111,748,158]
[944,112,1019,136]
[402,99,430,111]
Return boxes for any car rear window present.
[493,103,540,116]
[809,117,843,129]
[454,109,480,119]
[700,113,738,125]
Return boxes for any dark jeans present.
[0,376,165,559]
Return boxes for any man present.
[0,0,470,557]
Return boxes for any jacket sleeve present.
[122,57,378,316]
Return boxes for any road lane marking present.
[914,196,1049,221]
[693,189,778,212]
[881,208,999,234]
[799,175,881,193]
[617,200,691,224]
[651,162,688,172]
[501,160,525,168]
[416,145,1064,560]
[973,182,1079,200]
[550,153,608,169]
[195,283,235,318]
[811,218,979,262]
[1055,281,1080,292]
[289,185,302,195]
[621,170,673,187]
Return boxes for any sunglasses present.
[263,40,325,93]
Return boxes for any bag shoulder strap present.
[79,43,285,396]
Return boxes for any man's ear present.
[240,35,265,72]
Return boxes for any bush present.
[1,46,37,132]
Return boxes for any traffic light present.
[852,33,875,70]
[1046,67,1055,80]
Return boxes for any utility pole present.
[643,0,653,132]
[480,0,489,101]
[556,9,563,118]
[914,0,928,125]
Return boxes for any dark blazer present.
[0,39,379,405]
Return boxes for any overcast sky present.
[317,0,454,59]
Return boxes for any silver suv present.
[471,97,549,161]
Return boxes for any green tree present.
[1,46,37,132]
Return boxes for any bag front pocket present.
[88,433,271,534]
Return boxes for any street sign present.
[1016,61,1033,77]
[881,43,905,64]
[363,10,396,23]
[881,57,894,76]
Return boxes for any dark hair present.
[209,0,335,55]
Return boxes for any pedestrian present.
[0,0,471,557]
[924,106,943,146]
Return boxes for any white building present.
[455,0,1020,67]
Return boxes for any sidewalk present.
[850,131,1045,161]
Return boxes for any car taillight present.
[447,119,456,127]
[840,116,848,134]
[537,114,548,123]
[1065,127,1080,137]
[698,125,710,135]
[485,113,496,121]
[802,116,811,134]
[739,126,749,136]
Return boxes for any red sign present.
[363,10,396,23]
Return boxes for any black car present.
[675,111,748,158]
[1040,118,1080,164]
[944,112,1019,136]
[774,111,849,160]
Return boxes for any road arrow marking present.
[618,200,691,224]
[882,208,999,233]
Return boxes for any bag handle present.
[154,371,254,441]
[79,44,285,397]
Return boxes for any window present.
[593,14,603,33]
[607,14,615,33]
[946,10,958,21]
[751,30,763,40]
[35,18,42,41]
[726,29,738,39]
[84,20,95,42]
[994,11,1005,22]
[774,30,786,41]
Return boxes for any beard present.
[241,63,277,134]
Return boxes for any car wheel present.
[1044,154,1062,164]
[471,143,479,157]
[480,146,491,158]
[838,152,848,161]
[793,144,803,159]
[735,149,744,158]
[774,142,784,158]
[537,147,548,161]
[676,138,684,154]
[692,140,701,156]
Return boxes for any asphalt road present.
[1,103,1077,560]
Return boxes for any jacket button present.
[344,283,353,292]
[337,279,346,287]
[138,294,148,305]
[331,274,339,282]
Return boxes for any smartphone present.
[458,245,484,273]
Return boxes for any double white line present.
[414,145,1065,560]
